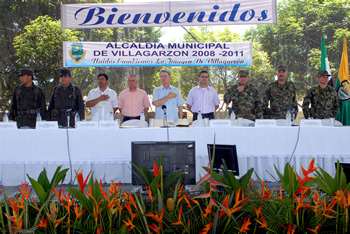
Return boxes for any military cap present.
[238,69,249,77]
[59,69,71,77]
[277,65,287,71]
[317,70,331,77]
[18,69,34,77]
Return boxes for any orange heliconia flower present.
[122,216,136,231]
[6,215,23,230]
[254,206,262,218]
[235,217,251,233]
[145,186,157,204]
[96,226,102,234]
[171,207,184,226]
[153,161,160,177]
[32,198,40,211]
[108,180,121,195]
[199,222,213,234]
[77,171,90,193]
[277,184,283,201]
[146,208,164,224]
[18,182,33,201]
[201,204,212,218]
[73,203,86,220]
[52,187,63,203]
[148,223,163,234]
[306,222,321,234]
[255,214,267,229]
[36,217,47,229]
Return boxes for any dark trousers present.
[192,112,215,121]
[123,116,140,122]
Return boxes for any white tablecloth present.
[1,126,349,186]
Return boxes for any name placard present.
[0,122,17,129]
[300,119,323,127]
[36,121,58,129]
[99,121,119,128]
[76,121,99,129]
[209,119,231,128]
[255,119,277,127]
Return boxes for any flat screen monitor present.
[336,162,350,183]
[132,141,196,186]
[207,144,239,176]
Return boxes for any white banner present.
[61,0,277,29]
[63,41,252,67]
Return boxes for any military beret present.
[18,69,34,77]
[238,69,249,77]
[317,70,331,77]
[277,65,287,71]
[59,69,71,77]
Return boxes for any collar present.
[196,85,210,89]
[161,85,173,90]
[98,86,110,93]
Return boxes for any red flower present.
[77,171,90,193]
[153,161,160,177]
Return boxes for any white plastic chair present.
[321,119,343,126]
[121,120,148,128]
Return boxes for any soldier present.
[302,71,339,119]
[186,71,220,121]
[262,65,298,119]
[224,69,263,120]
[9,69,46,128]
[47,69,85,127]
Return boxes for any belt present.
[124,116,140,119]
[17,109,38,115]
[271,107,287,112]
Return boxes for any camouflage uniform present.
[224,70,263,120]
[302,85,339,119]
[47,69,85,127]
[8,69,46,128]
[262,81,298,119]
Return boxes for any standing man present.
[262,65,298,119]
[9,69,46,128]
[119,74,151,122]
[186,71,220,121]
[302,71,339,119]
[224,69,263,120]
[86,73,118,121]
[47,69,85,127]
[152,70,184,123]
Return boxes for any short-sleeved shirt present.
[86,87,118,121]
[119,88,151,117]
[186,85,220,114]
[152,85,184,123]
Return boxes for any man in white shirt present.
[86,73,118,121]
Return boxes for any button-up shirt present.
[86,87,118,121]
[119,88,151,117]
[152,85,184,123]
[186,85,220,114]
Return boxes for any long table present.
[1,126,349,186]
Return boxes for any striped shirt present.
[186,85,220,114]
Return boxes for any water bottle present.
[230,110,235,127]
[36,112,42,122]
[140,111,145,121]
[109,111,114,121]
[197,110,202,127]
[75,112,80,123]
[3,113,8,122]
[286,110,291,127]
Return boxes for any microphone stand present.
[161,110,170,128]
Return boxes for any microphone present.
[162,105,167,111]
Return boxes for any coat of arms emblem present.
[69,43,86,64]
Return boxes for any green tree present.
[244,0,350,99]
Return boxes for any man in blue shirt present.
[152,70,184,123]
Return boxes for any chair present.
[321,119,343,126]
[121,120,148,128]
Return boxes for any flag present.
[321,36,333,86]
[335,37,350,125]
